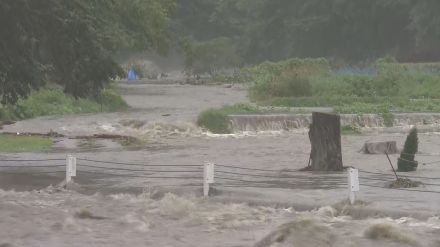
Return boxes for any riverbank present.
[0,85,127,123]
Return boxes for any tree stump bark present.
[309,112,343,171]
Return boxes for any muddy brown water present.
[1,81,440,246]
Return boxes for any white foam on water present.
[119,213,151,232]
[1,188,440,247]
[138,193,294,231]
[99,124,116,132]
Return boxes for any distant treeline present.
[172,0,440,65]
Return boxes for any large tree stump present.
[309,112,343,171]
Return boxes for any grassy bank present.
[241,58,440,122]
[0,85,128,121]
[0,135,52,152]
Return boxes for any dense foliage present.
[197,109,231,134]
[174,0,440,66]
[0,0,175,104]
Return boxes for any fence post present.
[66,155,77,184]
[347,168,359,205]
[203,162,215,197]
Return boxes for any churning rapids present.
[1,81,439,247]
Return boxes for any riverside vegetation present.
[0,84,128,152]
[245,58,440,114]
[0,85,127,121]
[197,58,440,133]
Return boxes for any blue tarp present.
[127,69,137,80]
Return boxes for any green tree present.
[174,0,419,63]
[397,128,418,172]
[0,0,175,104]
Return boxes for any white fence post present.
[66,155,77,184]
[203,162,215,197]
[347,168,359,205]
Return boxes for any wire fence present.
[0,154,439,197]
[0,157,203,188]
[0,158,66,175]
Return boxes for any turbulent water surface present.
[1,81,440,246]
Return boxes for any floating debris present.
[387,178,421,188]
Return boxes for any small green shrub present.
[98,88,129,111]
[196,103,263,134]
[397,128,418,172]
[197,109,231,134]
[379,109,394,127]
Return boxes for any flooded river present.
[1,81,439,246]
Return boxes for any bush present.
[196,103,262,134]
[397,128,418,172]
[197,109,231,134]
[379,109,394,127]
[98,88,129,112]
[0,86,128,120]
